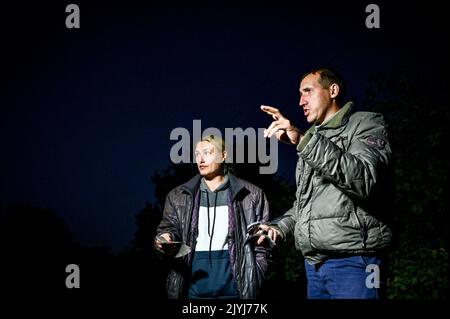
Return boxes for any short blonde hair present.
[197,135,226,154]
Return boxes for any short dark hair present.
[301,67,347,105]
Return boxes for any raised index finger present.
[260,105,280,119]
[261,105,280,115]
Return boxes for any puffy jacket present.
[274,102,392,263]
[156,173,270,298]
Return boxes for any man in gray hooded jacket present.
[257,67,392,299]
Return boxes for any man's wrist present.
[285,125,297,132]
[285,127,301,144]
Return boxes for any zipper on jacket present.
[232,198,243,298]
[187,190,197,259]
[353,209,367,249]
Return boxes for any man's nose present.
[299,96,306,107]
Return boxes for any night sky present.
[1,1,447,253]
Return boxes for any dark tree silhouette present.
[363,68,449,299]
[0,204,118,299]
[0,204,73,292]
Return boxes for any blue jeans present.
[304,255,386,299]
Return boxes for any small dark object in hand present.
[244,221,276,248]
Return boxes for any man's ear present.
[329,83,340,99]
[222,150,227,162]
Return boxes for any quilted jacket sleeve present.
[300,113,391,200]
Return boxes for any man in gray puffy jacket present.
[155,135,270,299]
[257,67,392,299]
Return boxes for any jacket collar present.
[180,174,202,196]
[181,173,246,200]
[317,101,354,130]
[227,173,247,200]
